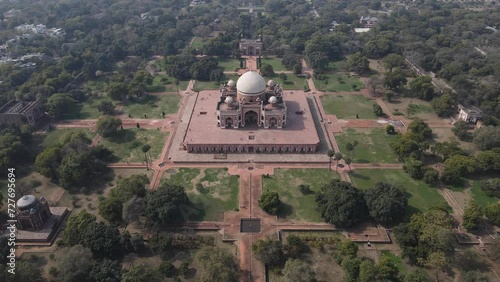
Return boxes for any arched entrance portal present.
[244,111,258,126]
[269,117,278,128]
[225,117,233,128]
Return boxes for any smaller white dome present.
[227,80,236,87]
[268,96,278,104]
[267,80,276,86]
[225,96,234,104]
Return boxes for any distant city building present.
[3,9,22,19]
[15,24,65,37]
[359,16,378,28]
[16,195,52,230]
[0,99,44,125]
[458,104,482,124]
[239,39,263,56]
[190,0,206,6]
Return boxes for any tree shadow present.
[356,159,371,164]
[184,268,197,279]
[108,129,137,143]
[350,171,370,181]
[278,202,294,219]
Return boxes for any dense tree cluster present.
[145,183,190,225]
[196,247,239,282]
[258,191,281,215]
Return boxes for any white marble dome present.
[227,80,236,87]
[225,96,234,104]
[268,96,278,104]
[17,195,38,211]
[236,71,266,95]
[267,80,276,86]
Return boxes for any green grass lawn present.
[262,168,339,222]
[261,57,286,71]
[263,74,307,90]
[41,128,96,149]
[335,128,400,163]
[124,94,181,118]
[191,37,208,49]
[469,179,498,206]
[313,73,363,92]
[147,74,189,93]
[62,96,115,120]
[99,129,167,162]
[350,169,447,214]
[380,250,405,272]
[161,168,239,221]
[320,94,377,119]
[218,58,242,71]
[85,79,108,92]
[193,80,221,91]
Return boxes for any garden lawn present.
[350,169,447,214]
[335,128,399,163]
[85,79,108,92]
[193,80,221,91]
[191,37,208,49]
[161,168,239,221]
[313,73,363,92]
[380,251,405,272]
[62,96,115,120]
[262,168,339,222]
[124,94,180,118]
[261,57,286,71]
[263,74,307,90]
[320,94,377,119]
[218,58,242,71]
[469,179,498,207]
[99,129,167,162]
[41,128,95,148]
[147,74,189,93]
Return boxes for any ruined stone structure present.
[16,195,52,230]
[239,39,263,56]
[217,71,286,129]
[0,99,44,125]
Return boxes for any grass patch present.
[469,179,498,206]
[350,169,446,214]
[161,168,239,221]
[124,94,180,118]
[261,57,286,71]
[263,74,307,90]
[147,74,189,93]
[41,128,95,149]
[320,94,376,119]
[262,168,339,222]
[61,96,115,120]
[218,58,242,71]
[380,250,405,272]
[99,129,167,162]
[85,79,108,92]
[193,80,221,91]
[191,37,209,49]
[313,73,363,92]
[335,128,399,163]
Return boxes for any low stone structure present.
[458,104,482,124]
[0,99,44,125]
[16,195,52,230]
[239,39,263,56]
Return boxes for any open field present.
[385,97,439,120]
[313,73,363,92]
[191,36,209,49]
[40,128,96,149]
[99,129,167,162]
[264,74,307,90]
[350,169,447,214]
[147,74,189,93]
[431,127,476,153]
[193,80,221,91]
[124,94,181,118]
[262,168,339,222]
[261,57,286,71]
[62,96,115,120]
[161,168,239,221]
[320,94,377,119]
[218,58,242,71]
[335,128,400,163]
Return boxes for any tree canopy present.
[145,183,190,225]
[364,182,408,224]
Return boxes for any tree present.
[106,82,129,101]
[359,260,376,282]
[54,245,93,282]
[57,150,107,190]
[408,119,433,141]
[5,260,45,282]
[409,76,435,100]
[209,69,224,83]
[298,184,311,195]
[284,234,306,258]
[339,240,358,257]
[281,259,315,282]
[426,251,448,282]
[258,191,281,215]
[485,202,500,226]
[444,155,476,175]
[476,150,500,173]
[97,100,115,115]
[122,265,163,282]
[307,51,329,72]
[373,103,384,116]
[81,222,122,259]
[365,182,408,224]
[342,256,362,282]
[404,158,425,179]
[110,174,149,201]
[334,152,343,171]
[423,168,440,185]
[315,180,367,227]
[123,196,145,224]
[35,147,61,180]
[89,259,122,282]
[158,261,176,278]
[385,124,395,134]
[440,167,462,185]
[352,140,359,159]
[196,247,239,282]
[61,210,96,246]
[327,149,335,171]
[431,94,455,117]
[260,63,275,77]
[178,262,189,278]
[406,101,418,118]
[145,184,189,225]
[96,116,122,137]
[99,197,123,223]
[404,269,430,282]
[252,238,284,266]
[462,201,483,230]
[46,93,74,118]
[384,68,407,90]
[345,157,352,172]
[141,144,151,170]
[376,256,399,281]
[473,126,500,151]
[382,53,406,72]
[347,52,370,74]
[345,143,354,157]
[462,270,489,282]
[452,120,470,140]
